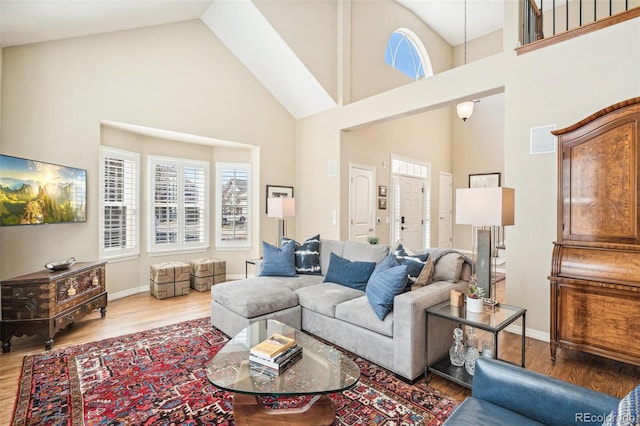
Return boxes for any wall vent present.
[530,125,557,154]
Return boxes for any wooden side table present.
[425,301,526,388]
[1,261,107,352]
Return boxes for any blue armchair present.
[444,357,620,425]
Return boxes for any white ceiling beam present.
[201,0,336,119]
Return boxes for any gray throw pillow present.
[431,252,464,283]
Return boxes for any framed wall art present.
[266,185,293,214]
[469,172,501,188]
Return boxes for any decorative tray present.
[45,257,77,271]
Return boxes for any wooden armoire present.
[549,97,640,366]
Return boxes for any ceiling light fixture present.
[457,100,479,121]
[456,0,477,122]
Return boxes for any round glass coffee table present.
[206,319,360,425]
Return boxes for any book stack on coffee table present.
[249,333,303,376]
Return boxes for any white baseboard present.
[108,285,148,301]
[108,276,245,300]
[226,274,244,280]
[505,324,550,342]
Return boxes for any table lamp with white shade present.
[267,197,296,247]
[455,187,515,304]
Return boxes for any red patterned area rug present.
[12,318,458,425]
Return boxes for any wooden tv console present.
[1,261,107,353]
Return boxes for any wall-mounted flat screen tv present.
[0,154,87,226]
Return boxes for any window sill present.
[215,245,252,251]
[100,253,140,263]
[148,248,210,257]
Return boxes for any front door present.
[398,175,423,250]
[349,164,375,243]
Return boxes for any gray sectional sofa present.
[210,239,471,381]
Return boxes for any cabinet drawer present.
[56,266,104,305]
[85,294,107,313]
[1,284,50,319]
[54,305,85,329]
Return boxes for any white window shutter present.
[100,148,139,259]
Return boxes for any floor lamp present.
[456,187,515,304]
[267,197,296,247]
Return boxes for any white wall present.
[452,92,506,251]
[503,17,640,338]
[340,107,452,246]
[297,4,640,338]
[255,0,339,103]
[350,0,453,102]
[0,46,2,146]
[2,4,638,338]
[0,20,296,291]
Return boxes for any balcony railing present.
[519,0,640,54]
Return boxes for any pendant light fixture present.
[457,0,478,122]
[457,100,476,121]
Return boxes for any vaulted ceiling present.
[0,0,504,118]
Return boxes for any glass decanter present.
[449,327,466,367]
[465,327,480,375]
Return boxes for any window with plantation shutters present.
[216,163,251,248]
[149,156,209,253]
[99,147,140,259]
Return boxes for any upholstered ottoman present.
[212,259,226,284]
[150,261,191,299]
[211,277,303,337]
[189,258,226,291]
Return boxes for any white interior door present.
[398,175,423,250]
[349,164,375,243]
[438,172,453,248]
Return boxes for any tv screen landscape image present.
[0,154,87,226]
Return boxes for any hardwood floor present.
[0,290,212,426]
[1,286,639,425]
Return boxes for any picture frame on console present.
[266,185,293,214]
[469,172,500,189]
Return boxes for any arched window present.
[385,28,433,80]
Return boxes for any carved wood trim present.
[553,97,640,136]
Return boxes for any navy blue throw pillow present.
[282,234,321,275]
[366,254,409,320]
[323,252,376,291]
[394,244,430,287]
[259,239,296,277]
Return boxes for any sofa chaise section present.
[210,239,470,381]
[211,274,323,336]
